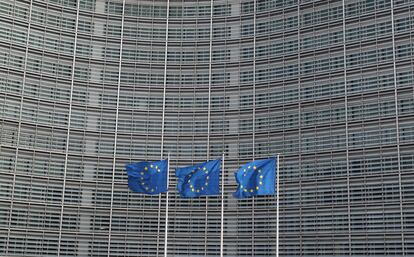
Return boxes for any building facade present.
[0,0,414,256]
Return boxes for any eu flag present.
[176,159,221,198]
[126,160,168,194]
[233,158,276,198]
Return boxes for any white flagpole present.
[276,154,280,257]
[164,153,170,257]
[220,153,225,257]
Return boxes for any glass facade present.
[0,0,413,256]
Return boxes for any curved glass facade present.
[1,0,414,256]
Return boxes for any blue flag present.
[126,160,168,194]
[233,158,276,198]
[176,159,221,198]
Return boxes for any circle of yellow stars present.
[139,164,162,193]
[186,166,210,193]
[240,165,264,194]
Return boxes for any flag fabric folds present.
[176,159,221,198]
[126,159,168,194]
[233,158,276,198]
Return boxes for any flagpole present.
[220,152,225,257]
[276,154,280,257]
[164,152,170,257]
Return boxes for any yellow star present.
[197,190,200,193]
[192,188,195,192]
[243,189,247,192]
[151,189,154,192]
[150,164,153,168]
[259,181,263,185]
[203,167,206,170]
[206,176,209,180]
[243,169,246,172]
[256,186,259,190]
[248,166,251,169]
[157,169,161,172]
[140,172,144,175]
[144,167,148,171]
[188,180,191,183]
[155,166,158,169]
[190,185,193,188]
[205,182,208,186]
[253,166,257,170]
[205,170,209,174]
[258,170,262,173]
[250,189,253,193]
[259,175,263,179]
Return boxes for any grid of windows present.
[0,0,414,256]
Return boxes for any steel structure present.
[0,0,414,256]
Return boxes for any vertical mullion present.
[207,0,213,162]
[107,0,126,255]
[251,0,257,255]
[160,0,170,156]
[5,0,33,253]
[297,1,302,255]
[341,0,352,255]
[252,0,256,159]
[204,0,214,255]
[57,0,81,255]
[390,0,405,254]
